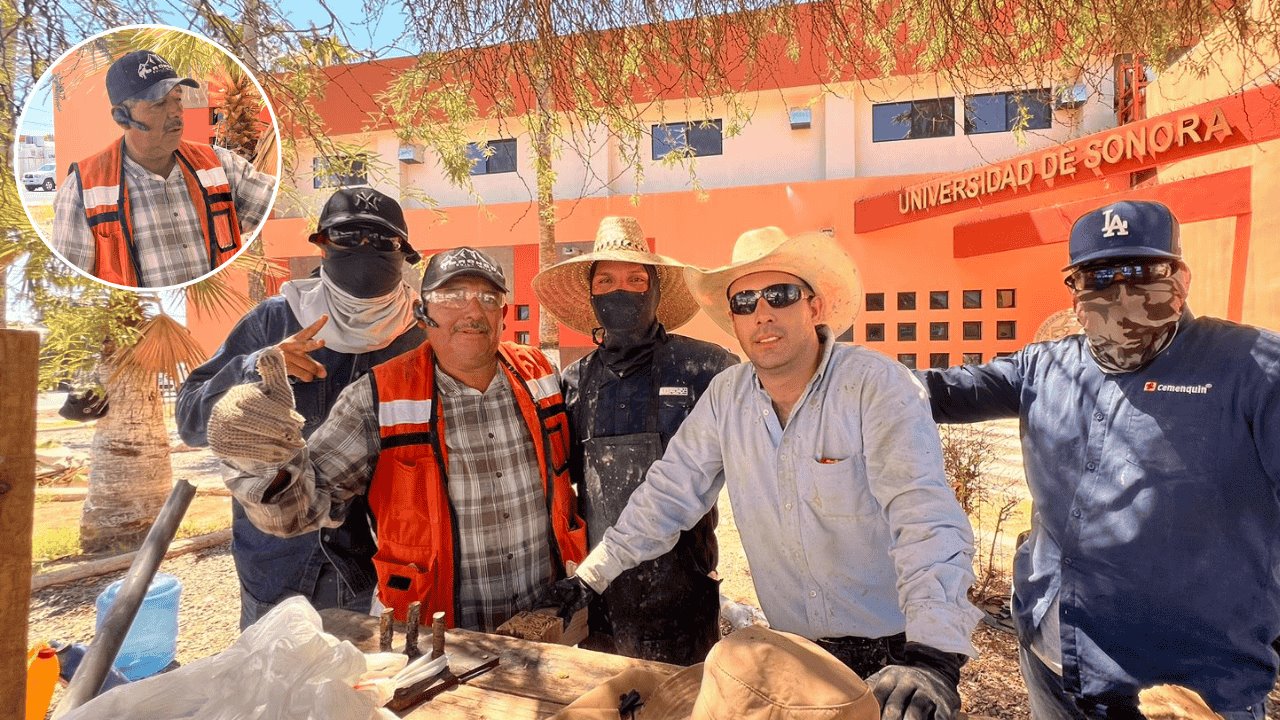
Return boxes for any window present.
[897,292,916,311]
[865,323,885,342]
[929,353,951,369]
[516,331,530,344]
[839,327,854,342]
[467,139,518,175]
[516,305,530,321]
[929,291,949,310]
[995,351,1015,358]
[652,120,723,159]
[963,290,983,309]
[897,353,917,369]
[996,320,1017,340]
[312,154,368,189]
[964,89,1052,135]
[898,323,916,341]
[865,293,885,311]
[996,289,1016,308]
[929,322,949,341]
[963,321,982,340]
[872,98,956,142]
[962,352,983,365]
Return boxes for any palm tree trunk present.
[80,358,173,554]
[533,0,559,367]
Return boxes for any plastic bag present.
[60,597,401,720]
[719,594,769,631]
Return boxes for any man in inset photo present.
[52,50,276,288]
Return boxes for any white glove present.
[208,346,306,468]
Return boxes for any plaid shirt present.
[223,366,556,632]
[52,144,275,287]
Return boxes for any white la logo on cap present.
[136,53,173,79]
[1101,208,1130,238]
[353,190,380,211]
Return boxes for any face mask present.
[590,289,658,336]
[1073,267,1188,373]
[321,245,404,298]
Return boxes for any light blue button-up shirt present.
[576,329,983,656]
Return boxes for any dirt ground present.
[25,405,1280,718]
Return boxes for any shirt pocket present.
[802,456,880,519]
[657,393,694,434]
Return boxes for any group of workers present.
[72,45,1278,720]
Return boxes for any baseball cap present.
[421,247,508,294]
[317,187,408,238]
[106,51,199,106]
[1064,200,1182,270]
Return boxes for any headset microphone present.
[111,105,150,131]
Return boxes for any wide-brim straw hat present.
[553,626,878,720]
[684,227,860,339]
[532,216,700,336]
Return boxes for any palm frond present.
[179,271,251,322]
[109,313,206,385]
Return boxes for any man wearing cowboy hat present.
[554,228,981,720]
[533,216,737,665]
[919,200,1280,719]
[53,49,275,288]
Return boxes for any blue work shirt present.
[176,295,425,604]
[919,313,1280,713]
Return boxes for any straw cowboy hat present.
[532,217,700,336]
[684,227,860,338]
[554,626,879,720]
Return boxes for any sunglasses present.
[325,227,405,253]
[729,283,812,316]
[424,288,505,311]
[1064,260,1178,293]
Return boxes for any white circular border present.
[12,23,284,293]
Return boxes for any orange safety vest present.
[71,138,242,287]
[367,341,587,626]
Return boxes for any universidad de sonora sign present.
[898,107,1233,215]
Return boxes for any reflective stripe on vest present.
[73,138,243,286]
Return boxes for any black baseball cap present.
[1065,200,1181,270]
[421,247,508,294]
[106,51,199,106]
[317,187,408,237]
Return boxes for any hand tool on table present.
[386,657,501,712]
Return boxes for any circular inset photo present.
[14,24,281,290]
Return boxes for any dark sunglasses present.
[325,227,405,253]
[729,283,811,316]
[1064,260,1178,293]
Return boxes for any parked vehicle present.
[23,162,56,192]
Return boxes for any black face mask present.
[590,286,662,376]
[322,245,404,298]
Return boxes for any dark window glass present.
[964,89,1052,134]
[996,320,1017,339]
[865,323,885,342]
[963,321,982,340]
[313,155,368,189]
[930,322,949,341]
[963,290,983,309]
[897,292,916,311]
[995,351,1015,358]
[929,353,951,369]
[897,353,917,369]
[516,331,530,344]
[929,291,949,309]
[516,305,530,321]
[898,323,916,341]
[997,289,1016,308]
[838,327,854,342]
[652,120,724,159]
[872,98,956,142]
[962,352,983,365]
[468,139,518,175]
[865,293,885,311]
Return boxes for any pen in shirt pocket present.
[816,457,843,464]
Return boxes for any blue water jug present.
[94,573,181,680]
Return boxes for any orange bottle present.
[26,643,60,720]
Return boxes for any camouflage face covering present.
[1072,267,1189,374]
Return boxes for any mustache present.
[451,320,492,333]
[164,120,184,132]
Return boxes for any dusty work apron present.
[578,352,720,666]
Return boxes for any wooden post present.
[0,330,39,715]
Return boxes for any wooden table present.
[320,609,681,718]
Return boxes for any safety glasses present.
[728,283,811,316]
[1064,260,1178,293]
[325,227,405,253]
[424,288,505,311]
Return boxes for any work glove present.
[542,576,597,620]
[208,346,306,470]
[868,643,965,720]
